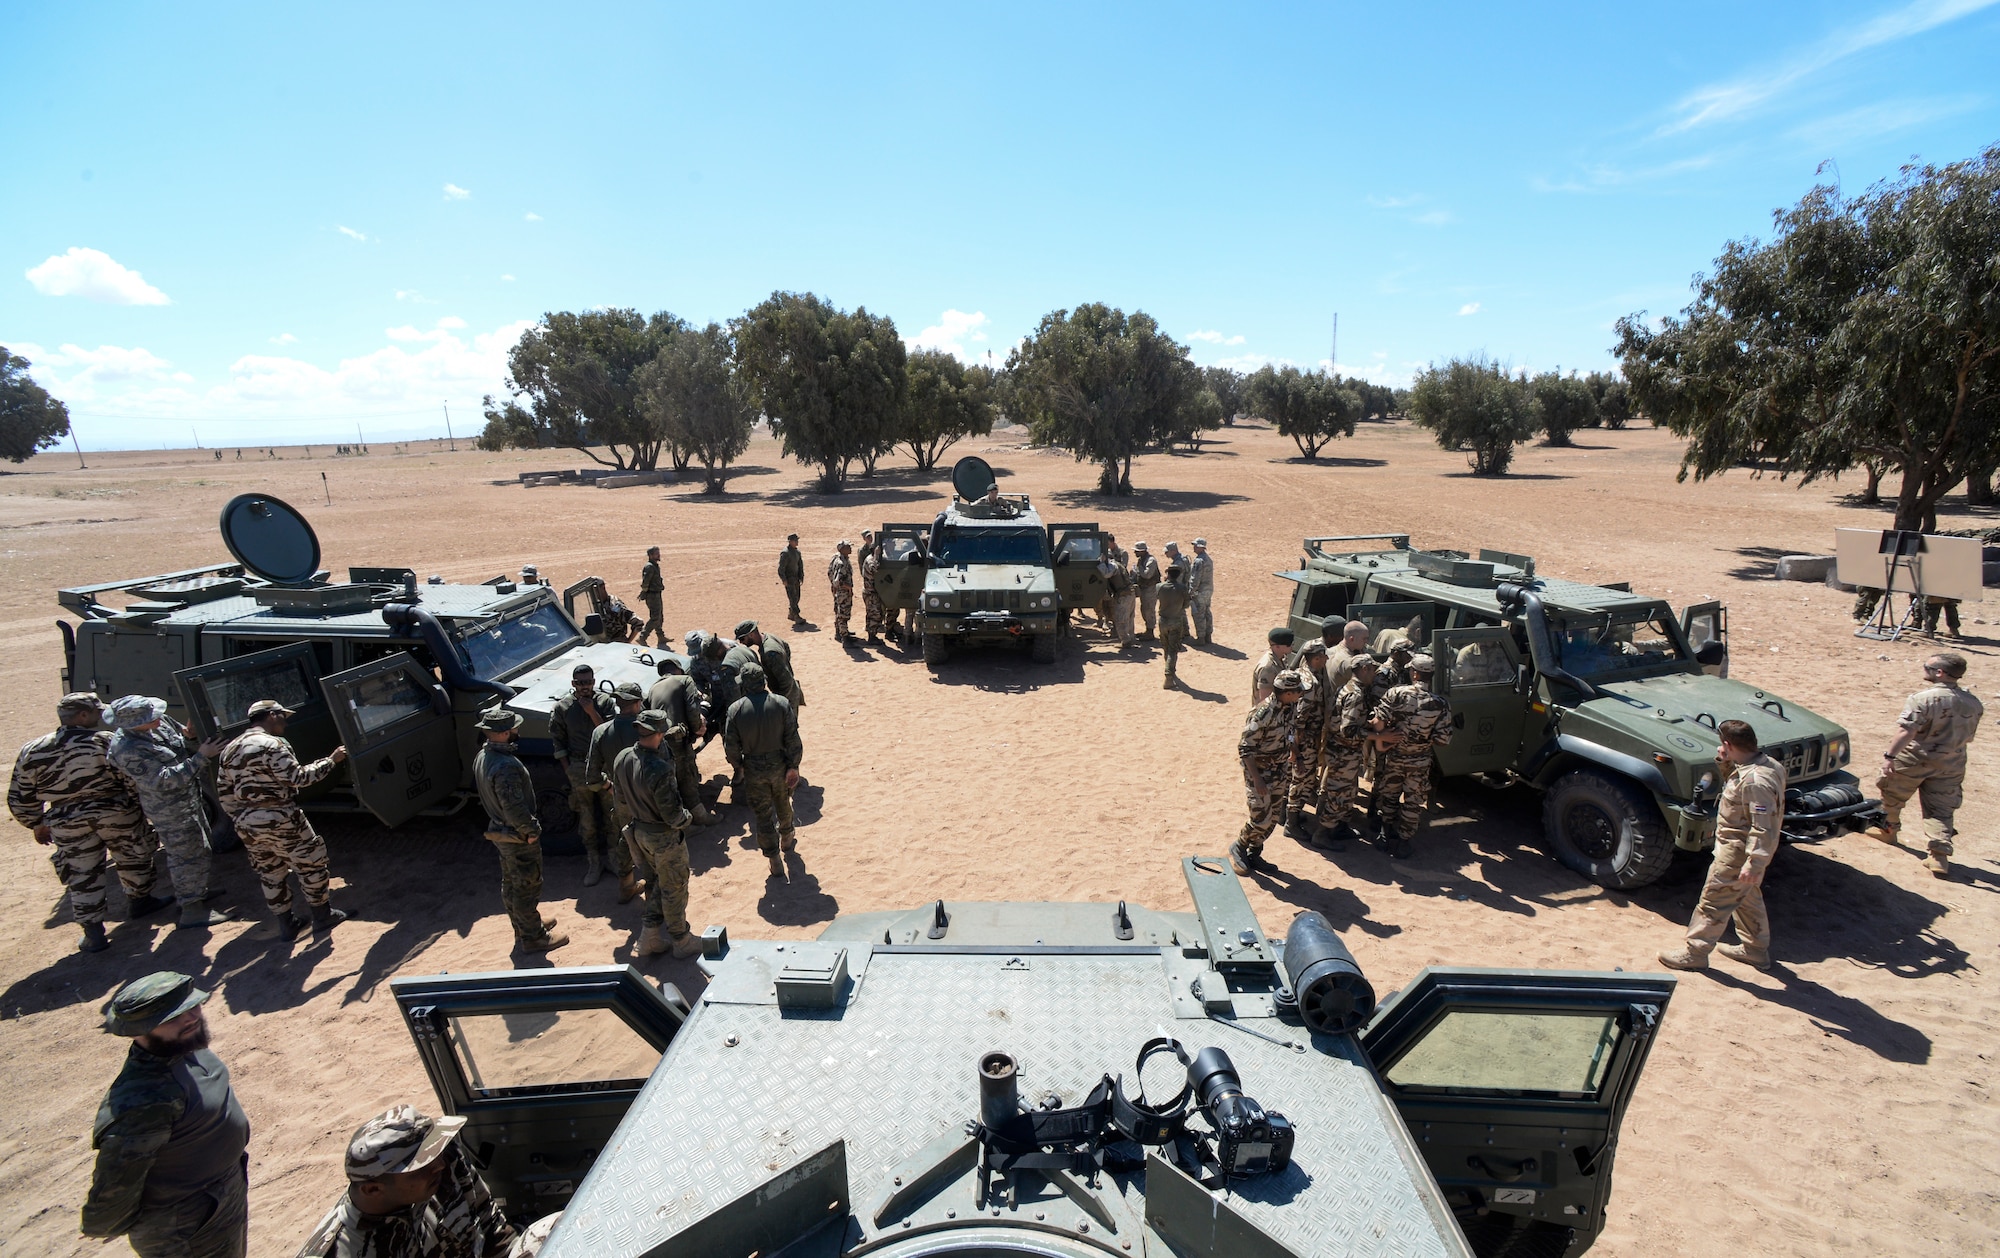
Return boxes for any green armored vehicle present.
[1278,535,1878,888]
[55,493,681,842]
[381,856,1674,1257]
[874,456,1109,667]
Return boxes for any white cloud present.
[216,319,531,411]
[25,247,170,305]
[336,225,368,242]
[1531,154,1721,195]
[1458,302,1482,316]
[907,309,991,362]
[1412,210,1453,226]
[270,333,298,345]
[444,183,471,200]
[386,317,466,343]
[1786,94,1984,146]
[1187,330,1247,346]
[394,289,438,304]
[523,212,542,222]
[500,273,516,281]
[1366,194,1422,209]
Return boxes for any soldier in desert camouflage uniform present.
[1863,652,1983,878]
[472,708,567,954]
[860,530,890,646]
[1371,655,1452,859]
[1157,562,1191,688]
[724,662,803,880]
[1660,720,1786,972]
[1285,641,1331,839]
[298,1103,517,1258]
[547,664,612,886]
[215,698,349,941]
[1230,669,1304,876]
[647,659,717,824]
[611,711,704,959]
[10,693,168,952]
[106,696,235,932]
[1187,538,1215,646]
[583,683,648,904]
[1314,655,1382,849]
[1131,541,1161,640]
[828,540,857,644]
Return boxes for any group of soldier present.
[1081,536,1216,667]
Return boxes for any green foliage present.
[1202,366,1246,425]
[635,322,756,493]
[1408,355,1541,476]
[897,350,994,470]
[1007,304,1195,494]
[1582,371,1632,429]
[1244,366,1363,459]
[475,399,547,451]
[0,348,71,462]
[1165,387,1225,452]
[1615,145,2000,530]
[490,309,685,469]
[1531,371,1598,447]
[733,292,907,492]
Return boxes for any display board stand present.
[1855,533,1925,642]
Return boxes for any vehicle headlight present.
[927,596,942,609]
[1827,736,1848,766]
[1695,771,1715,797]
[1038,595,1053,609]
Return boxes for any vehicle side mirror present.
[1055,552,1072,567]
[1694,641,1727,667]
[583,613,604,638]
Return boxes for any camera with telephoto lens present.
[1186,1045,1293,1178]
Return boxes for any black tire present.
[526,755,583,855]
[1030,632,1057,664]
[923,633,949,667]
[1542,769,1675,889]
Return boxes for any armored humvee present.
[873,456,1110,667]
[55,493,681,842]
[1278,535,1878,888]
[383,856,1674,1257]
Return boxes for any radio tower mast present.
[1329,313,1338,376]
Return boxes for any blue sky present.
[5,1,1998,449]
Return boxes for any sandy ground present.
[0,422,1994,1256]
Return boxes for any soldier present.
[1162,543,1193,640]
[1325,620,1371,691]
[637,545,667,647]
[297,1104,517,1258]
[1131,541,1161,640]
[647,659,717,824]
[106,697,235,932]
[1188,538,1216,646]
[1100,542,1136,648]
[1371,655,1452,859]
[860,529,889,646]
[828,540,856,645]
[1864,652,1983,878]
[1158,562,1191,689]
[83,972,251,1258]
[472,708,567,953]
[1285,641,1332,839]
[611,711,704,958]
[1230,669,1304,875]
[10,693,170,952]
[1660,720,1785,971]
[1315,655,1383,848]
[547,664,612,886]
[741,620,803,711]
[1250,627,1296,705]
[723,662,803,879]
[778,532,806,622]
[214,700,348,941]
[583,683,647,904]
[692,634,740,748]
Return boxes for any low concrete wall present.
[597,470,673,489]
[1776,554,1835,582]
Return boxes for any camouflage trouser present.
[633,827,691,936]
[1373,753,1435,839]
[832,586,854,638]
[1111,592,1136,646]
[231,806,331,913]
[564,763,611,859]
[1191,593,1213,642]
[152,812,215,903]
[1685,842,1769,961]
[863,583,886,636]
[596,797,637,878]
[673,742,705,809]
[739,767,796,853]
[1160,624,1185,682]
[124,1159,248,1258]
[1877,757,1962,856]
[1137,586,1158,634]
[1316,739,1368,825]
[47,806,156,924]
[1238,754,1287,853]
[489,837,550,945]
[639,593,667,647]
[1287,736,1324,813]
[784,578,803,619]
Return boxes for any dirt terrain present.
[0,421,1993,1256]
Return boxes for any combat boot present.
[867,633,884,646]
[309,900,348,937]
[1717,944,1771,970]
[583,851,604,887]
[1389,832,1415,860]
[617,871,641,904]
[78,921,109,953]
[780,831,797,853]
[127,893,176,919]
[767,852,785,878]
[1924,846,1952,878]
[1227,841,1258,876]
[637,925,668,956]
[1861,823,1899,845]
[1656,947,1709,972]
[1315,821,1356,850]
[278,910,309,942]
[177,902,235,930]
[519,931,569,953]
[667,931,704,960]
[1283,809,1309,841]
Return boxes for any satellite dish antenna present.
[218,493,322,586]
[951,455,997,501]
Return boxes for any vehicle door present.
[1274,571,1355,642]
[317,651,461,826]
[1350,599,1436,656]
[1362,968,1676,1258]
[174,643,342,797]
[1680,601,1729,677]
[873,523,931,612]
[1432,628,1527,776]
[391,965,686,1224]
[1047,522,1107,611]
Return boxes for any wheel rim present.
[1564,800,1620,861]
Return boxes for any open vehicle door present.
[1351,600,1437,656]
[174,643,341,796]
[1433,628,1527,776]
[318,651,461,826]
[1047,522,1106,612]
[1680,601,1729,677]
[391,965,686,1225]
[1362,968,1675,1258]
[872,523,930,613]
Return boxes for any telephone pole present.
[1330,313,1338,375]
[443,400,457,451]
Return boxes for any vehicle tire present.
[1031,632,1057,664]
[526,755,583,855]
[923,632,949,667]
[1542,769,1675,889]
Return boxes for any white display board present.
[1835,529,1985,602]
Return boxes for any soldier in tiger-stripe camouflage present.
[215,699,348,941]
[1285,641,1332,838]
[1370,655,1452,859]
[1231,670,1303,876]
[1314,655,1382,848]
[829,541,856,645]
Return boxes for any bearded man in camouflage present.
[215,699,348,941]
[1370,655,1452,860]
[1230,669,1303,876]
[106,696,235,932]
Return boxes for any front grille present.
[964,590,1021,612]
[1769,737,1825,778]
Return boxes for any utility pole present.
[192,427,200,449]
[1330,313,1338,376]
[356,423,365,454]
[70,425,86,469]
[443,400,457,451]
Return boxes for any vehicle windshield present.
[1550,608,1689,679]
[456,604,583,679]
[934,527,1048,567]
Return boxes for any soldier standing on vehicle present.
[860,530,891,646]
[10,693,171,952]
[648,660,717,825]
[584,683,647,905]
[215,700,348,942]
[1371,655,1452,860]
[472,708,568,953]
[1132,542,1162,640]
[1315,655,1382,848]
[724,662,803,880]
[1286,641,1331,840]
[1231,670,1304,875]
[106,697,234,932]
[778,533,806,622]
[1660,720,1785,971]
[548,664,612,886]
[829,540,856,645]
[637,546,668,648]
[611,712,704,959]
[1188,538,1215,646]
[1864,652,1983,878]
[1158,562,1191,689]
[1250,627,1296,705]
[82,972,250,1258]
[298,1104,517,1258]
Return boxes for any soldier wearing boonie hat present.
[585,682,649,904]
[1233,668,1307,875]
[82,972,250,1254]
[297,1103,517,1257]
[214,695,350,942]
[107,696,236,932]
[474,706,567,954]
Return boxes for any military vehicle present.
[383,856,1674,1257]
[1278,535,1878,888]
[55,493,682,843]
[873,456,1110,666]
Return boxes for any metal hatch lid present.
[951,455,997,500]
[218,493,321,586]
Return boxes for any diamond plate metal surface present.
[544,951,1467,1258]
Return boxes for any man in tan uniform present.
[1660,719,1785,971]
[1250,627,1296,705]
[1863,652,1982,877]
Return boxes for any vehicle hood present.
[926,565,1056,594]
[1574,671,1849,759]
[503,641,691,734]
